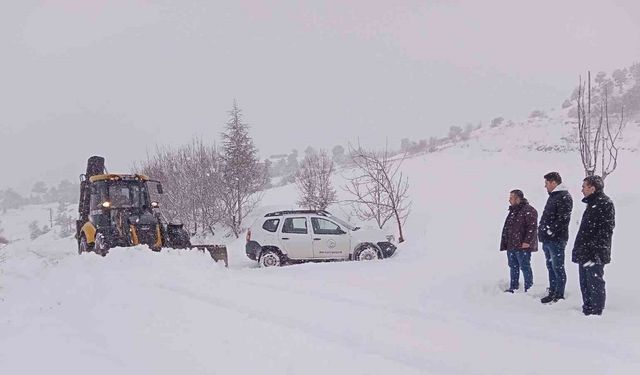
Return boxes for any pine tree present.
[220,101,267,237]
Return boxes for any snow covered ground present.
[1,114,640,374]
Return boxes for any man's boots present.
[540,293,555,303]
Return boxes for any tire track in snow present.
[157,283,470,375]
[232,278,635,364]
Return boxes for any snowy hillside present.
[1,113,640,374]
[457,106,639,154]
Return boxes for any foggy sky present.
[1,0,639,190]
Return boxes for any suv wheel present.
[259,250,282,267]
[354,244,380,261]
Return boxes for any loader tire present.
[78,235,91,255]
[94,233,109,257]
[167,227,190,248]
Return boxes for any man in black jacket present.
[572,175,615,316]
[539,172,573,304]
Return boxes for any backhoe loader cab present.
[75,156,219,262]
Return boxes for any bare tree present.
[576,71,626,179]
[134,138,223,236]
[345,143,410,243]
[296,150,337,210]
[220,101,268,238]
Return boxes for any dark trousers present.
[507,250,533,290]
[542,241,567,297]
[578,263,606,315]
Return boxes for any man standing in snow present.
[572,175,615,316]
[538,172,573,304]
[500,189,538,293]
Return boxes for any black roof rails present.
[264,210,331,217]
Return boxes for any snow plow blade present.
[188,245,228,267]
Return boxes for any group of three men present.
[500,172,616,316]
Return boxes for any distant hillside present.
[399,62,640,158]
[563,62,640,117]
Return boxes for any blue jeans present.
[542,241,567,297]
[579,263,606,315]
[507,250,533,290]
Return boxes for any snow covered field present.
[1,116,640,374]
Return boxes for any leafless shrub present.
[134,138,223,235]
[296,150,337,210]
[345,143,411,243]
[529,110,546,119]
[576,71,625,179]
[29,221,49,240]
[490,117,504,128]
[54,203,76,238]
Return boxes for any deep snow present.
[1,112,640,374]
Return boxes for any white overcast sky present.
[1,0,639,190]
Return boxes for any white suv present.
[245,210,397,267]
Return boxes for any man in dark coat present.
[538,172,573,304]
[572,175,615,316]
[501,189,538,293]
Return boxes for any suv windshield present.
[108,182,148,208]
[327,215,358,231]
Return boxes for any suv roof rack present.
[264,210,331,217]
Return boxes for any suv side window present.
[282,217,308,234]
[262,219,280,233]
[311,218,343,235]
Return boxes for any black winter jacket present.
[572,191,615,265]
[538,186,573,243]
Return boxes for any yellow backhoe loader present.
[75,156,227,266]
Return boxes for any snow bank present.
[1,114,639,374]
